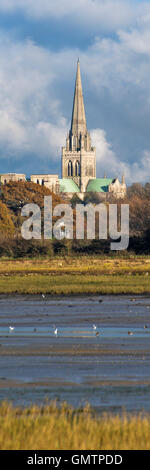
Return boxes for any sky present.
[0,0,150,183]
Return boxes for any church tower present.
[61,60,96,192]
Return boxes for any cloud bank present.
[0,0,149,32]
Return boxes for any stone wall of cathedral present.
[61,146,96,191]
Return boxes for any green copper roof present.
[86,178,114,193]
[59,178,80,193]
[59,177,114,193]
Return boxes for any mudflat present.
[0,294,150,413]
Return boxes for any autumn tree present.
[0,201,15,234]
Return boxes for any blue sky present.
[0,0,150,183]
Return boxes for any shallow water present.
[0,294,150,413]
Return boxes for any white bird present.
[54,328,58,336]
[9,326,14,331]
[128,330,134,336]
[93,324,97,330]
[42,294,45,299]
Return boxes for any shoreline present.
[0,283,149,296]
[0,292,150,297]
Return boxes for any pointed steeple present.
[61,60,96,184]
[71,60,87,136]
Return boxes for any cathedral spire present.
[61,60,96,186]
[71,60,87,136]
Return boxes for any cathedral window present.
[68,161,73,177]
[75,161,80,176]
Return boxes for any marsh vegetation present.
[0,402,150,450]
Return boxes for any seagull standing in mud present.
[9,326,14,332]
[93,324,97,330]
[54,328,58,336]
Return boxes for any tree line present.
[0,181,149,256]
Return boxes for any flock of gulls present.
[8,323,149,337]
[8,324,99,336]
[8,294,149,337]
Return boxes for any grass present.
[0,401,150,450]
[0,255,150,274]
[0,273,149,294]
[0,256,149,294]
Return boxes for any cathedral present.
[61,59,96,193]
[0,61,126,199]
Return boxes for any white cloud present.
[0,0,149,32]
[130,150,150,183]
[0,110,26,149]
[81,31,150,95]
[91,128,119,175]
[119,28,150,55]
[30,119,68,158]
[0,37,68,160]
[91,128,128,179]
[91,128,150,183]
